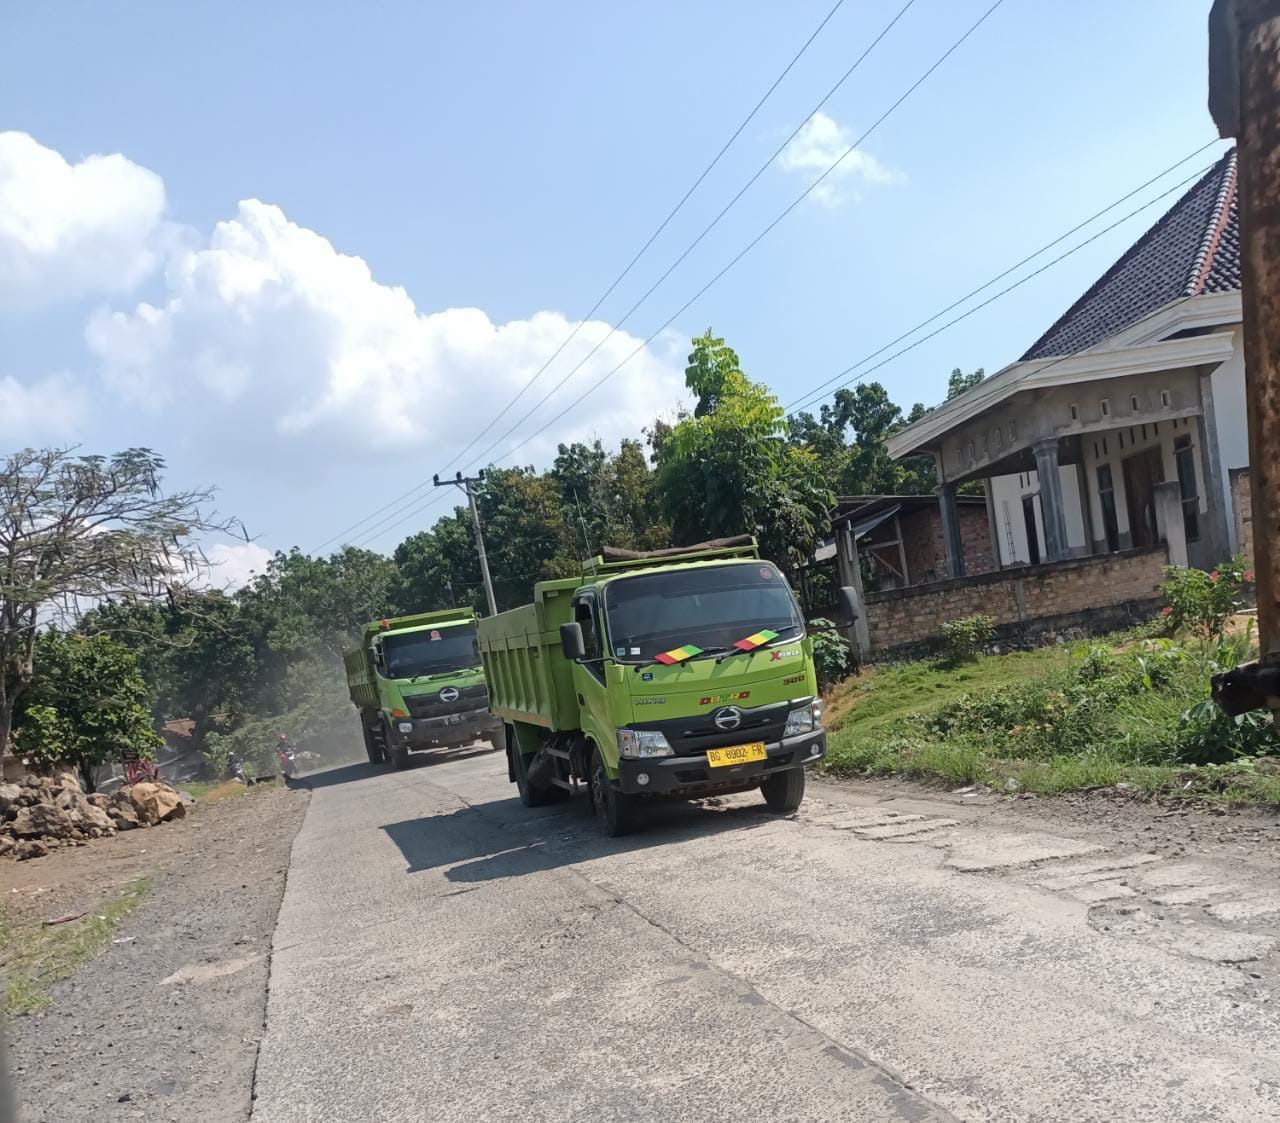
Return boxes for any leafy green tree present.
[946,367,985,400]
[13,632,162,791]
[659,330,832,574]
[0,446,238,755]
[683,330,743,417]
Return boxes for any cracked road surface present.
[250,752,1280,1122]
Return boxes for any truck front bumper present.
[395,707,502,750]
[615,730,826,796]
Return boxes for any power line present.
[783,159,1218,416]
[435,0,855,476]
[309,0,851,556]
[446,0,922,479]
[455,0,1007,479]
[783,140,1225,416]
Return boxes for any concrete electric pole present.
[1209,0,1280,715]
[433,470,498,617]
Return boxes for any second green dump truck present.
[478,537,846,835]
[345,607,502,769]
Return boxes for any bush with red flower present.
[1160,554,1251,638]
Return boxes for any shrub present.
[810,620,853,689]
[1161,554,1251,638]
[940,614,995,663]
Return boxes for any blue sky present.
[0,0,1227,579]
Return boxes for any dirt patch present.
[5,783,308,1122]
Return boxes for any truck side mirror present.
[837,586,859,626]
[559,622,587,662]
[369,644,384,672]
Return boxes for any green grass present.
[2,877,151,1015]
[820,631,1280,807]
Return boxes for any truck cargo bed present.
[477,579,579,730]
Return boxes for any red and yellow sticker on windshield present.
[733,629,779,652]
[654,644,704,665]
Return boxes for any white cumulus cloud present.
[202,541,274,590]
[777,112,901,208]
[0,372,88,443]
[0,132,169,307]
[87,199,686,466]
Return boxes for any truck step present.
[544,746,573,761]
[550,776,578,792]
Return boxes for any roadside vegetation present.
[822,561,1280,806]
[1,877,151,1015]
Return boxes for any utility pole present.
[1209,0,1280,715]
[433,470,497,617]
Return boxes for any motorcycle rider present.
[277,733,300,780]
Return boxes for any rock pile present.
[0,773,188,860]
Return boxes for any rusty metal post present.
[1208,1,1280,715]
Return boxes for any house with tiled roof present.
[886,148,1246,578]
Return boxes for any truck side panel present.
[478,581,579,731]
[343,647,379,711]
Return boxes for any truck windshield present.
[602,563,803,663]
[382,626,479,679]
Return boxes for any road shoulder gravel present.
[6,784,309,1123]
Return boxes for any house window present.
[1097,463,1120,552]
[1160,389,1171,408]
[1130,394,1141,412]
[1100,398,1111,417]
[1102,437,1109,455]
[994,427,1003,451]
[967,441,975,463]
[1174,436,1200,543]
[1008,421,1017,441]
[1070,403,1079,422]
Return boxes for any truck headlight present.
[784,700,823,737]
[616,728,673,759]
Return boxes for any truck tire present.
[513,744,564,807]
[589,747,636,838]
[362,722,385,765]
[761,767,805,814]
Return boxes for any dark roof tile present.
[1021,150,1238,360]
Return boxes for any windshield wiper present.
[631,647,731,672]
[714,625,804,665]
[410,665,480,683]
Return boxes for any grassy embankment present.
[820,625,1280,805]
[2,877,151,1015]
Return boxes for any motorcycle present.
[277,743,300,782]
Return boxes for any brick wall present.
[1231,468,1253,564]
[877,503,996,586]
[865,547,1168,654]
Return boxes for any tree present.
[683,330,742,417]
[13,631,162,791]
[0,447,238,754]
[946,367,984,400]
[659,331,832,574]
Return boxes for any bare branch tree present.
[0,446,242,754]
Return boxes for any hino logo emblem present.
[713,706,743,731]
[439,687,460,703]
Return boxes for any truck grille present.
[404,683,489,719]
[630,699,797,755]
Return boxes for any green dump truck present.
[344,608,503,769]
[478,538,850,835]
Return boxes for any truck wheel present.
[513,745,563,807]
[589,747,636,837]
[363,723,384,765]
[761,767,805,814]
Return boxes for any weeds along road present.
[251,751,1280,1123]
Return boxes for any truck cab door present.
[569,592,616,772]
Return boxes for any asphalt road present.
[250,751,1280,1123]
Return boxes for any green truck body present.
[344,608,502,769]
[477,539,829,835]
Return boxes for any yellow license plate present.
[705,742,767,768]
